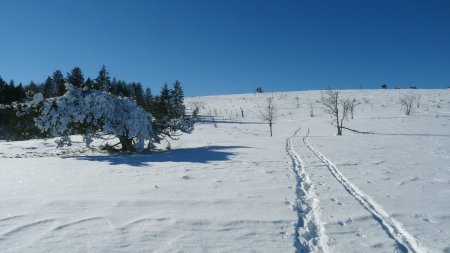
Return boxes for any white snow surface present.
[1,89,450,252]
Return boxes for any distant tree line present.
[0,66,187,144]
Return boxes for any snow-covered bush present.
[35,84,155,151]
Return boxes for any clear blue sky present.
[1,0,449,96]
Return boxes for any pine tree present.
[153,83,171,120]
[24,81,40,101]
[84,78,95,90]
[110,77,118,95]
[170,80,185,117]
[133,83,145,107]
[0,76,6,104]
[43,76,55,98]
[144,87,153,112]
[95,65,111,92]
[52,70,66,96]
[127,83,136,99]
[33,84,194,151]
[114,80,129,97]
[67,67,85,88]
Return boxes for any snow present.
[34,85,156,151]
[1,89,450,252]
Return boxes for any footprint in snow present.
[181,175,191,180]
[331,197,343,205]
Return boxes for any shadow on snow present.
[70,145,249,167]
[196,115,265,125]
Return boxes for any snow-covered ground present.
[1,89,449,252]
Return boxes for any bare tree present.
[260,96,277,137]
[295,97,300,108]
[190,101,203,118]
[309,102,314,117]
[348,98,360,119]
[416,94,422,108]
[320,90,351,135]
[399,93,417,115]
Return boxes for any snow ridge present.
[303,130,429,253]
[286,127,329,253]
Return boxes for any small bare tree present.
[260,96,277,137]
[416,94,422,108]
[295,97,300,108]
[309,102,314,117]
[320,90,351,135]
[399,93,417,115]
[348,98,360,119]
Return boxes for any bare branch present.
[259,96,277,137]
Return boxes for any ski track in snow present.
[286,127,328,253]
[303,129,429,253]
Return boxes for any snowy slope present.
[1,89,449,252]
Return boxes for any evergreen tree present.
[0,76,6,103]
[84,78,95,90]
[110,77,118,94]
[170,80,185,117]
[133,83,145,107]
[155,83,171,119]
[42,76,55,98]
[127,83,136,99]
[15,83,26,102]
[52,70,66,96]
[1,80,26,103]
[114,80,129,97]
[24,81,40,101]
[67,67,84,88]
[95,65,111,92]
[144,87,153,112]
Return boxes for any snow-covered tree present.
[34,84,194,152]
[35,84,153,151]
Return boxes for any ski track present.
[286,127,328,253]
[303,130,429,253]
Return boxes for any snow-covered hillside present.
[1,89,449,252]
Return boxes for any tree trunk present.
[269,122,273,137]
[119,135,135,151]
